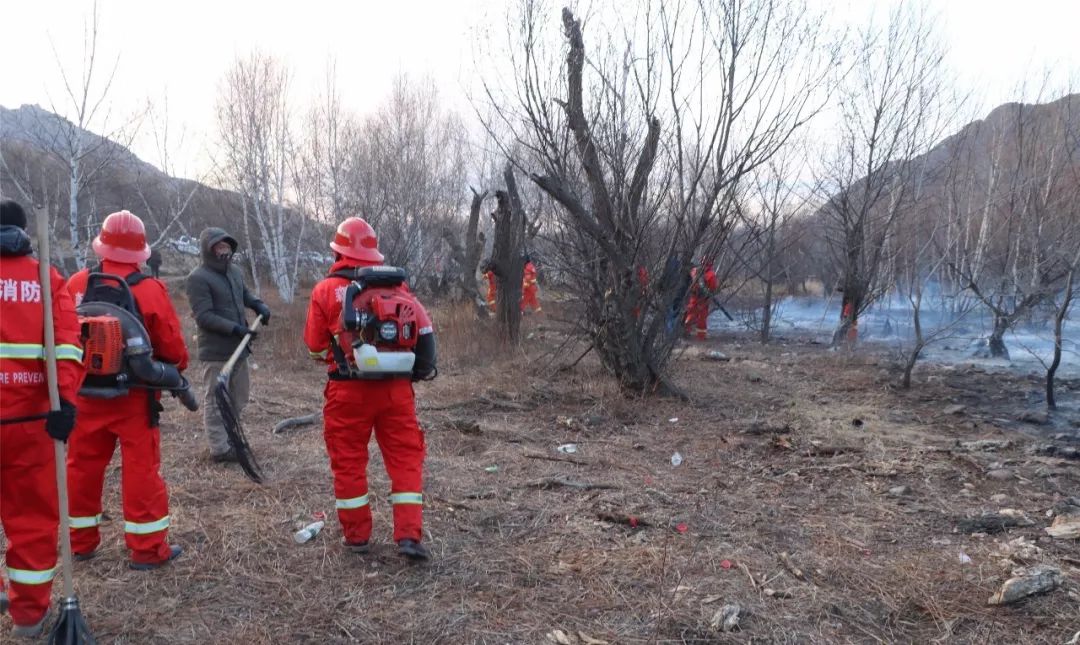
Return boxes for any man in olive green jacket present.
[185,228,270,462]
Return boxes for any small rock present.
[747,373,763,384]
[704,350,731,362]
[1045,515,1080,540]
[944,404,967,416]
[709,604,743,632]
[990,493,1009,504]
[987,565,1061,605]
[888,485,909,497]
[1018,410,1049,425]
[986,468,1015,481]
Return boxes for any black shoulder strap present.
[125,271,149,287]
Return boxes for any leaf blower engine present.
[77,273,198,410]
[335,266,420,378]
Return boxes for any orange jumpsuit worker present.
[484,265,497,313]
[632,265,649,319]
[685,261,719,340]
[305,217,438,561]
[0,199,84,638]
[66,211,189,570]
[841,299,858,343]
[520,257,541,313]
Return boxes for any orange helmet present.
[330,217,384,263]
[92,210,151,263]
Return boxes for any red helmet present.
[330,217,383,263]
[92,210,151,263]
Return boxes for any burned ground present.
[2,299,1078,644]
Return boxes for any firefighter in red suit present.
[0,199,84,637]
[685,261,719,340]
[305,217,437,561]
[520,257,541,313]
[65,211,188,570]
[483,264,497,313]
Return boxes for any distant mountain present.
[0,103,328,276]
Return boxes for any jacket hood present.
[199,227,238,272]
[0,225,32,257]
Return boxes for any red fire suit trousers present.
[0,420,58,627]
[323,378,426,544]
[67,394,173,564]
[685,297,709,340]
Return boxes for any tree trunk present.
[761,227,776,344]
[491,166,526,344]
[462,189,487,304]
[1047,269,1075,409]
[989,314,1010,359]
[902,298,924,389]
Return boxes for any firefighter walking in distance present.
[0,199,84,638]
[520,255,541,314]
[65,210,190,570]
[483,261,497,313]
[685,260,719,341]
[304,217,437,561]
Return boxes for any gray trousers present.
[201,357,250,456]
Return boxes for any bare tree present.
[819,3,953,346]
[215,52,304,302]
[481,0,836,393]
[18,0,142,269]
[339,75,469,281]
[948,88,1080,358]
[740,151,815,343]
[135,93,202,248]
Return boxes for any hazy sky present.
[2,0,1077,179]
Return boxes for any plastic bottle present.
[293,520,325,544]
[671,451,684,467]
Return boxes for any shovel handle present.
[220,316,263,379]
[35,207,76,600]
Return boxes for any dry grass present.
[3,299,1079,643]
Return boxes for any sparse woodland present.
[1,1,1079,642]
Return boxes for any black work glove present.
[46,399,76,442]
[253,303,271,325]
[232,324,258,339]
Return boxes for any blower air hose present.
[77,301,199,410]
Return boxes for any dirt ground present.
[3,297,1079,644]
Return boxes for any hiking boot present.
[11,606,49,639]
[342,539,370,554]
[211,449,238,463]
[129,544,183,571]
[397,539,430,562]
[73,549,96,562]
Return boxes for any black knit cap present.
[0,199,28,230]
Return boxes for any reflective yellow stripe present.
[336,494,369,510]
[309,349,328,360]
[0,343,82,361]
[7,566,57,585]
[56,344,84,361]
[69,514,102,529]
[124,516,170,535]
[0,343,45,359]
[390,492,423,505]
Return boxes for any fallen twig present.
[521,477,619,491]
[522,452,590,466]
[778,552,808,583]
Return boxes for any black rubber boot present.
[398,539,430,562]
